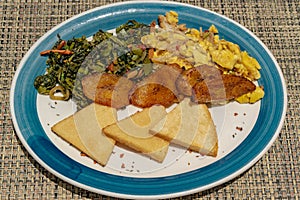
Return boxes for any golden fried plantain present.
[129,64,182,108]
[81,73,134,109]
[176,64,222,96]
[130,83,178,108]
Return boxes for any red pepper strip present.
[107,63,114,72]
[56,40,66,50]
[40,49,73,56]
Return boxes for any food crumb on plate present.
[236,126,243,131]
[232,132,237,138]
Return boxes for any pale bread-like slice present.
[103,105,169,162]
[51,103,117,166]
[150,98,218,157]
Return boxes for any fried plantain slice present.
[129,64,182,108]
[130,83,178,108]
[176,64,222,96]
[82,73,134,109]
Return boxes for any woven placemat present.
[1,0,299,199]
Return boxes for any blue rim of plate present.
[10,1,287,199]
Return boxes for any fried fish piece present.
[175,64,256,103]
[129,64,182,108]
[191,74,256,104]
[81,73,134,109]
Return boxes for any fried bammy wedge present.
[150,98,218,157]
[103,105,169,162]
[51,103,117,166]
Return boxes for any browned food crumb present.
[121,163,126,168]
[236,126,243,131]
[80,152,87,156]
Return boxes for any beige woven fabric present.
[1,0,299,199]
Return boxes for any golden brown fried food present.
[176,65,222,96]
[175,64,256,103]
[191,74,256,104]
[146,64,182,95]
[129,64,182,108]
[130,83,178,108]
[81,73,100,101]
[81,73,134,109]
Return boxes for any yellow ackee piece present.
[240,51,261,80]
[210,49,238,70]
[208,25,218,34]
[166,11,179,25]
[235,86,265,104]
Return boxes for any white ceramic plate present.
[10,1,287,199]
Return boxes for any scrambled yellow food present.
[192,27,261,81]
[235,86,265,104]
[141,30,211,69]
[141,11,264,104]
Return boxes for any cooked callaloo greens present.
[34,20,152,108]
[34,30,112,96]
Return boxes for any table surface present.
[1,0,299,199]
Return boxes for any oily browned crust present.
[129,83,178,108]
[82,73,134,109]
[176,64,222,96]
[176,64,256,104]
[129,65,182,108]
[191,74,256,104]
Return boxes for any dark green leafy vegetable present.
[34,74,57,94]
[34,31,112,97]
[116,20,147,33]
[34,20,154,109]
[73,22,153,108]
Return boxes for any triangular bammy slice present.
[51,103,117,166]
[150,98,218,157]
[103,105,169,162]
